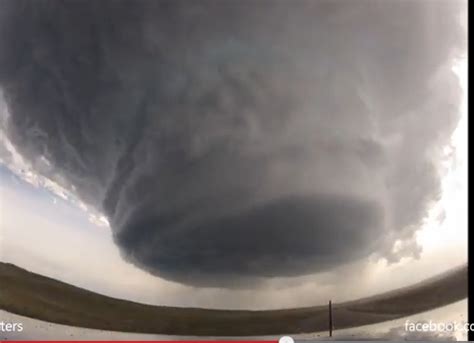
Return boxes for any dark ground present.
[0,262,467,336]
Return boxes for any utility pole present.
[329,300,333,337]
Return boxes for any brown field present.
[0,262,467,336]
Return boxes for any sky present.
[0,0,468,310]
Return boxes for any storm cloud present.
[0,0,466,286]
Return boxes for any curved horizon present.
[0,262,467,336]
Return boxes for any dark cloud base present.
[116,194,383,286]
[0,0,466,287]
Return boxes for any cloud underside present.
[0,0,466,286]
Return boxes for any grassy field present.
[0,262,467,336]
